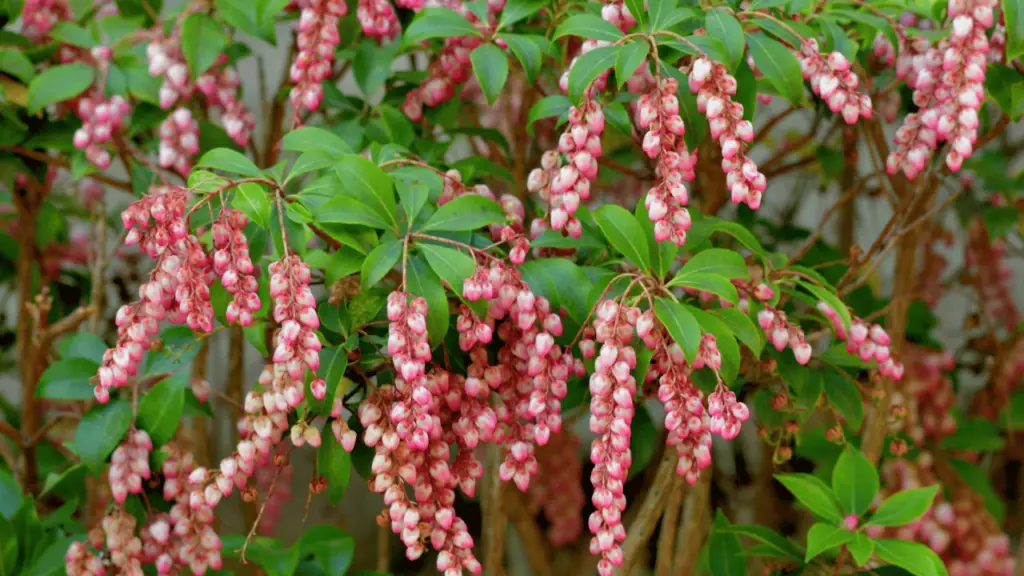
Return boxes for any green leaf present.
[51,21,95,47]
[635,201,677,280]
[0,49,34,83]
[819,17,858,62]
[498,0,545,28]
[527,94,571,133]
[745,33,804,105]
[318,423,352,505]
[27,63,95,114]
[553,13,624,42]
[361,240,401,291]
[714,308,764,357]
[353,37,401,99]
[593,204,651,270]
[312,348,348,416]
[848,533,874,566]
[671,248,748,284]
[805,522,853,562]
[567,45,620,102]
[708,511,745,576]
[407,256,449,350]
[948,457,1005,522]
[832,446,878,516]
[984,205,1020,238]
[718,525,803,562]
[181,13,227,78]
[404,8,482,44]
[396,179,429,224]
[36,358,97,400]
[231,182,271,228]
[0,513,16,576]
[691,308,741,383]
[281,126,351,157]
[421,194,505,232]
[216,0,263,38]
[625,0,646,28]
[333,155,399,231]
[318,197,394,230]
[137,374,186,445]
[1008,0,1024,62]
[801,279,851,331]
[675,273,739,304]
[940,418,1005,452]
[829,9,900,61]
[299,525,355,574]
[470,43,509,105]
[705,9,744,71]
[501,33,543,84]
[874,539,947,576]
[74,400,132,470]
[61,332,107,364]
[197,147,261,177]
[0,470,21,519]
[419,242,476,296]
[686,217,766,255]
[824,368,864,430]
[654,298,702,364]
[658,35,731,68]
[868,486,939,527]
[615,40,649,88]
[774,473,844,523]
[518,258,593,322]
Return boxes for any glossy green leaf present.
[280,126,351,157]
[1008,0,1024,62]
[553,13,624,42]
[832,446,879,516]
[635,201,677,280]
[670,248,748,287]
[501,33,543,84]
[407,256,449,349]
[593,204,651,270]
[746,33,805,105]
[74,399,132,470]
[361,240,402,291]
[36,358,98,400]
[705,9,744,71]
[868,485,939,527]
[497,0,545,28]
[805,522,853,562]
[615,40,649,88]
[334,155,399,231]
[567,44,620,102]
[0,48,34,83]
[419,242,476,296]
[181,13,227,78]
[718,525,803,561]
[849,533,874,566]
[299,525,355,573]
[708,511,746,576]
[691,308,741,383]
[405,8,482,44]
[470,43,509,105]
[824,368,864,430]
[654,298,702,363]
[714,308,764,356]
[801,279,851,331]
[421,194,506,232]
[396,179,429,224]
[137,374,186,446]
[775,473,843,523]
[0,513,16,576]
[231,182,271,228]
[527,94,571,133]
[874,539,947,576]
[197,147,262,177]
[318,423,352,505]
[27,63,95,114]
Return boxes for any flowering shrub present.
[0,0,1022,574]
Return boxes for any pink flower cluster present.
[689,57,765,209]
[874,455,1014,575]
[269,255,322,380]
[20,0,70,42]
[212,208,261,327]
[889,346,957,445]
[757,306,813,365]
[799,40,872,124]
[653,341,713,483]
[887,0,996,176]
[527,101,605,236]
[600,1,636,32]
[158,108,200,176]
[387,291,432,383]
[290,0,347,115]
[582,299,639,575]
[965,219,1019,333]
[196,61,255,146]
[528,430,585,546]
[638,77,696,245]
[818,302,905,380]
[73,94,131,169]
[358,0,400,40]
[109,429,153,504]
[67,509,146,576]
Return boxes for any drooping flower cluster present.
[757,306,813,365]
[109,429,153,504]
[600,1,636,32]
[158,108,201,176]
[83,509,145,575]
[582,299,638,575]
[819,303,905,380]
[637,77,696,246]
[528,430,585,546]
[886,0,996,176]
[20,0,70,42]
[527,101,605,237]
[798,39,872,124]
[212,208,261,327]
[689,57,765,209]
[290,0,347,116]
[357,0,400,40]
[889,346,957,445]
[965,219,1019,334]
[269,255,322,380]
[873,455,1014,575]
[73,94,131,169]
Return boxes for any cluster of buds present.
[651,339,713,484]
[387,291,432,382]
[965,219,1019,333]
[109,429,153,504]
[689,57,765,209]
[637,77,696,245]
[757,306,812,365]
[874,455,1014,575]
[527,101,604,235]
[95,510,145,574]
[799,40,873,124]
[707,385,750,440]
[158,108,201,176]
[732,280,776,314]
[819,303,905,380]
[600,1,637,32]
[889,346,957,445]
[269,255,322,380]
[403,35,481,120]
[66,541,106,576]
[583,299,639,575]
[73,94,131,169]
[887,0,996,176]
[290,0,347,115]
[195,60,255,146]
[147,37,192,109]
[212,208,261,326]
[357,0,400,40]
[528,430,585,546]
[21,0,71,42]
